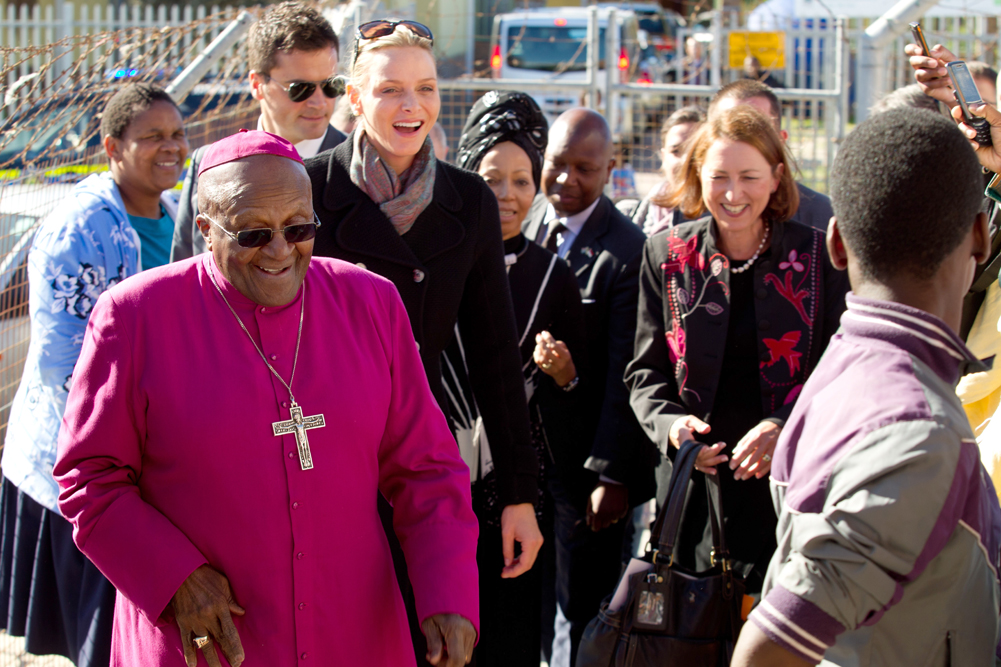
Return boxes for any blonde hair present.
[667,105,799,222]
[351,26,435,90]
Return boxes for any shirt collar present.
[544,196,601,236]
[841,293,991,385]
[255,117,327,160]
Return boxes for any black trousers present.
[549,475,628,667]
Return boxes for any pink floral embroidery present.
[779,250,804,272]
[666,328,686,364]
[665,236,705,274]
[764,271,813,327]
[761,331,802,377]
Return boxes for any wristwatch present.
[561,375,580,392]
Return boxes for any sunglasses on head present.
[267,75,348,104]
[202,213,322,248]
[355,20,434,60]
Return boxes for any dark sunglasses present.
[355,20,434,60]
[268,75,348,103]
[202,213,322,248]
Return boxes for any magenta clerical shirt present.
[54,253,479,666]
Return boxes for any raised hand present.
[905,42,959,108]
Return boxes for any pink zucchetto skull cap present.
[197,129,303,177]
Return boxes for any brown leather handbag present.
[576,440,746,667]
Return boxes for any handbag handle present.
[650,440,730,567]
[648,439,702,561]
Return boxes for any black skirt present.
[0,476,115,666]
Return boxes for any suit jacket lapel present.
[566,196,611,277]
[319,126,346,153]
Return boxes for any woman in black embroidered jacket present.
[625,106,849,591]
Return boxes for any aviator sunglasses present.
[201,213,322,248]
[355,20,434,61]
[266,75,348,103]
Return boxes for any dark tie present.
[543,221,568,254]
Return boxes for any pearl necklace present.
[729,222,770,274]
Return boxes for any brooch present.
[581,247,595,258]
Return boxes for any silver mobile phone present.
[946,61,993,147]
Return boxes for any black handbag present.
[576,440,746,667]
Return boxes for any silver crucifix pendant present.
[272,402,326,470]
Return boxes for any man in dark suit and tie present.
[170,1,347,261]
[523,108,655,667]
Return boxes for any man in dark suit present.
[523,108,655,667]
[170,1,346,261]
[710,79,833,232]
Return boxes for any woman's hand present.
[500,503,544,579]
[668,414,711,450]
[694,442,729,475]
[533,331,576,387]
[729,421,781,481]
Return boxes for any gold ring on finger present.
[193,635,211,650]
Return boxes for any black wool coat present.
[305,137,538,507]
[524,194,658,506]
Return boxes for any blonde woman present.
[305,21,543,667]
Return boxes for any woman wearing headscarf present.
[448,91,587,666]
[305,23,543,666]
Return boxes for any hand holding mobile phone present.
[946,61,993,147]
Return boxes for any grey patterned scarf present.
[349,128,437,235]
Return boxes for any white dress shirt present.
[543,197,601,259]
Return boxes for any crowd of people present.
[2,3,1001,666]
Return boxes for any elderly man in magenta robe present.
[53,131,479,667]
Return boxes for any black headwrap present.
[456,91,548,192]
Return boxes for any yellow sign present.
[729,31,785,69]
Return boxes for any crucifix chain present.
[206,269,305,405]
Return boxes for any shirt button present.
[288,451,295,459]
[755,288,768,300]
[292,501,299,509]
[356,262,367,270]
[413,269,425,283]
[271,354,278,360]
[758,319,771,331]
[301,652,308,660]
[296,552,304,560]
[260,307,266,313]
[298,602,306,610]
[282,401,289,408]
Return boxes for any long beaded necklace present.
[206,269,326,471]
[729,222,771,274]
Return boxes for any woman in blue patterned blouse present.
[0,82,187,666]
